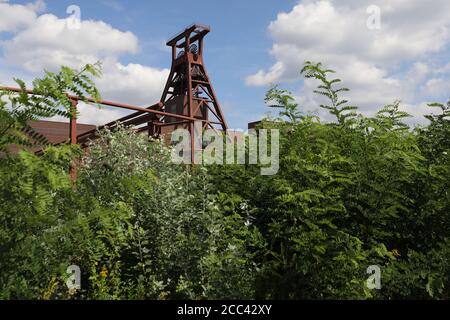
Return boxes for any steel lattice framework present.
[0,24,228,178]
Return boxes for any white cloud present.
[3,13,139,72]
[52,60,170,126]
[263,0,450,67]
[0,0,44,32]
[436,63,450,74]
[75,102,127,125]
[246,0,450,122]
[423,78,450,97]
[49,101,130,126]
[0,1,169,125]
[245,61,285,86]
[97,58,169,106]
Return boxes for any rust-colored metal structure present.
[0,24,228,171]
[157,24,228,160]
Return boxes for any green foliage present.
[301,61,358,125]
[76,127,263,299]
[0,61,448,300]
[0,63,101,152]
[209,62,449,299]
[1,126,263,299]
[0,146,78,299]
[265,85,304,122]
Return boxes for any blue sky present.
[1,0,450,128]
[1,0,299,129]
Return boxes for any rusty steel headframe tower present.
[0,23,228,175]
[154,24,228,162]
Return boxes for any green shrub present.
[0,62,448,300]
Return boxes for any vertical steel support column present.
[185,35,195,165]
[69,98,78,180]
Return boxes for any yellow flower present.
[100,267,108,279]
[391,249,401,257]
[159,291,169,300]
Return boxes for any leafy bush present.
[208,62,449,299]
[72,126,263,299]
[0,64,101,153]
[0,62,448,299]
